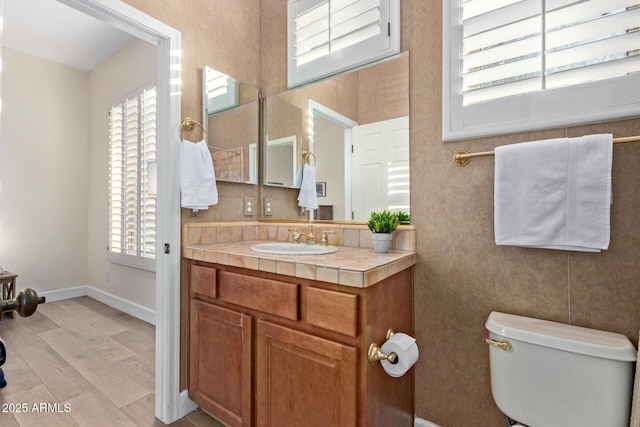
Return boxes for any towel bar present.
[453,135,640,167]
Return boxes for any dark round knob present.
[15,288,40,317]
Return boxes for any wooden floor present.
[0,297,223,427]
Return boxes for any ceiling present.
[3,0,136,72]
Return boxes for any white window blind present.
[288,0,400,87]
[108,84,157,271]
[443,0,640,141]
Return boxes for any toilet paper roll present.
[380,332,419,378]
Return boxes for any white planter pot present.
[371,233,393,253]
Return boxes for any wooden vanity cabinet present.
[255,320,357,426]
[190,300,252,427]
[188,261,414,427]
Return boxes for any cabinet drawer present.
[191,265,217,298]
[218,271,299,321]
[306,287,359,337]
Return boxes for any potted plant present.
[367,210,399,253]
[396,211,410,224]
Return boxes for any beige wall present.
[0,48,89,294]
[87,39,157,310]
[125,0,640,424]
[123,0,262,224]
[405,2,640,425]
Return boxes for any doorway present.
[309,100,357,221]
[0,0,183,423]
[59,1,183,423]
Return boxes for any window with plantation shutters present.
[288,0,400,87]
[443,0,640,141]
[108,83,157,272]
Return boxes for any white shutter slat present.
[331,0,378,25]
[295,15,329,44]
[547,54,640,88]
[464,16,540,54]
[464,76,542,105]
[546,0,637,28]
[463,0,541,39]
[464,56,541,89]
[547,31,640,70]
[296,44,330,66]
[462,0,522,20]
[462,1,542,105]
[294,1,329,61]
[295,31,330,57]
[331,7,380,41]
[331,23,380,52]
[294,0,328,27]
[464,34,541,70]
[547,7,640,50]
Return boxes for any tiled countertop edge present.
[183,222,416,288]
[183,242,416,289]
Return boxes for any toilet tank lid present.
[486,312,637,361]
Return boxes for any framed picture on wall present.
[316,182,326,197]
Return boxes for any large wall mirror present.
[203,66,259,185]
[262,52,409,221]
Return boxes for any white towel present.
[297,163,318,210]
[494,134,613,252]
[180,139,218,210]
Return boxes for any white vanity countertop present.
[183,241,416,288]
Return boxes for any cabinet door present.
[256,320,357,427]
[189,300,252,427]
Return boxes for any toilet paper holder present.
[367,329,399,364]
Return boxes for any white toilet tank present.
[486,311,637,427]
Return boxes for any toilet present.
[485,311,637,427]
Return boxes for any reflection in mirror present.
[203,66,259,184]
[263,95,303,188]
[262,52,409,221]
[265,135,297,187]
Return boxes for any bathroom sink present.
[250,242,339,256]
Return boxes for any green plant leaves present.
[367,210,399,233]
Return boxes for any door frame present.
[308,100,357,221]
[57,0,183,423]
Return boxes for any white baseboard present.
[179,389,198,418]
[415,417,442,427]
[38,285,156,325]
[39,286,88,302]
[86,286,155,325]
